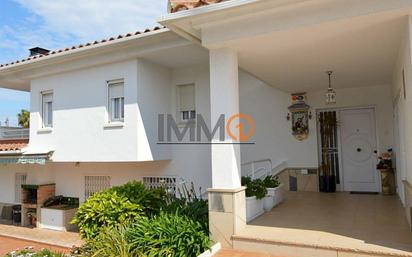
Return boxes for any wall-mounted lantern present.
[287,92,311,141]
[325,71,336,104]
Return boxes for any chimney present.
[29,47,50,56]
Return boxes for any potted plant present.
[377,150,394,195]
[262,175,281,211]
[242,177,267,222]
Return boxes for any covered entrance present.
[160,0,412,255]
[236,191,412,256]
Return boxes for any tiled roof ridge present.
[0,138,29,152]
[0,26,166,69]
[170,0,225,13]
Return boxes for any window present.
[177,84,195,122]
[41,91,53,127]
[85,175,111,199]
[15,173,27,203]
[108,80,124,122]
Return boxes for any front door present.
[340,108,379,192]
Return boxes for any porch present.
[234,191,412,257]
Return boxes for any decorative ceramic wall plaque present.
[288,93,310,141]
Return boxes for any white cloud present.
[0,0,167,64]
[14,0,167,41]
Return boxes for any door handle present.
[357,148,362,152]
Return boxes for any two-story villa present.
[2,0,412,256]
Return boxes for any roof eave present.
[0,27,170,74]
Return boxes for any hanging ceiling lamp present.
[325,71,336,104]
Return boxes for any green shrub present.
[87,224,140,257]
[241,176,267,199]
[127,212,211,257]
[110,181,166,216]
[163,183,208,233]
[262,175,280,188]
[72,191,142,240]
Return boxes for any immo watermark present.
[157,113,255,145]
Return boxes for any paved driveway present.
[0,236,69,256]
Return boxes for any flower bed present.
[70,181,211,257]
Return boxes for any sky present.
[0,0,167,126]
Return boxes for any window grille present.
[143,176,177,193]
[85,176,111,199]
[15,173,27,203]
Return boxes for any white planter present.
[197,243,221,257]
[263,195,275,212]
[246,196,264,222]
[263,187,278,212]
[273,184,285,207]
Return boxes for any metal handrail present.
[241,158,272,179]
[242,159,288,179]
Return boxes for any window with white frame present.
[177,84,196,122]
[41,91,53,127]
[107,80,124,122]
[15,173,27,203]
[85,175,111,199]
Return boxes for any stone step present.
[232,226,412,257]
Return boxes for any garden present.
[5,181,210,257]
[4,176,283,257]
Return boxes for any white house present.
[1,0,412,256]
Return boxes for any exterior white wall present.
[239,71,318,169]
[136,60,172,161]
[29,60,141,162]
[0,164,54,204]
[239,71,393,173]
[28,59,175,162]
[0,62,395,203]
[168,65,212,192]
[392,17,412,204]
[0,64,214,204]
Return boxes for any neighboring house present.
[1,0,412,256]
[0,126,29,140]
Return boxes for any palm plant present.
[17,109,30,128]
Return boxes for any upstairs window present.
[108,80,124,122]
[41,91,53,128]
[177,84,195,122]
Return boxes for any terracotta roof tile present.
[0,26,166,69]
[0,139,29,152]
[170,0,226,13]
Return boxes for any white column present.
[209,48,241,189]
[208,48,246,248]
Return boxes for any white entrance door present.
[340,108,379,192]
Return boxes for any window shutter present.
[42,93,53,103]
[179,84,195,112]
[109,82,124,99]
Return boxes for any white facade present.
[1,2,412,236]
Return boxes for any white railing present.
[241,159,288,179]
[0,128,29,139]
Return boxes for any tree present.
[17,109,30,128]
